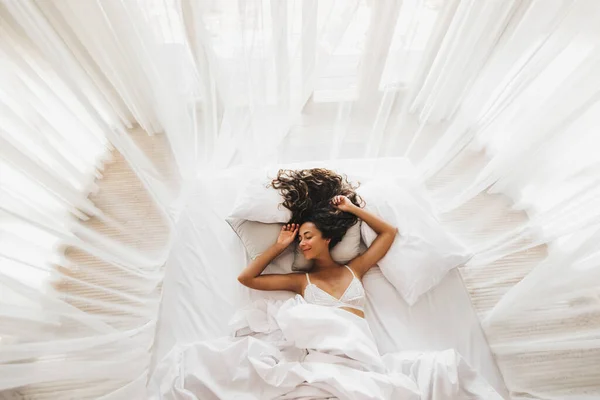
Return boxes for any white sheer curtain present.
[1,0,599,398]
[0,0,188,398]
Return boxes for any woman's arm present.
[332,195,397,278]
[237,224,304,294]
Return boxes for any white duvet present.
[149,296,502,400]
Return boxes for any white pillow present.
[292,221,362,271]
[229,175,291,223]
[227,157,423,223]
[358,181,471,305]
[226,218,294,274]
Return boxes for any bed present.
[150,164,509,398]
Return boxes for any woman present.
[153,170,501,399]
[237,169,397,318]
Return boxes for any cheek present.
[309,239,319,248]
[315,238,328,249]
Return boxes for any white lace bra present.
[303,265,366,313]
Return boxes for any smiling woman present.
[2,0,600,398]
[236,189,397,320]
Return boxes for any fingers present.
[331,195,344,206]
[282,223,299,231]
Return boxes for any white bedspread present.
[149,296,501,400]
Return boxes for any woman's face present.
[298,222,330,260]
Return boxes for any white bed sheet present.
[363,267,507,397]
[152,166,508,398]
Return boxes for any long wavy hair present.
[270,168,364,248]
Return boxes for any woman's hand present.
[239,222,303,294]
[277,223,299,248]
[331,195,356,213]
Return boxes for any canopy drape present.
[1,0,599,398]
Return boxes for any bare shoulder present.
[347,257,370,280]
[291,271,309,293]
[343,262,361,279]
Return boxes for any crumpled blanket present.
[149,295,502,399]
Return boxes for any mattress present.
[151,165,509,398]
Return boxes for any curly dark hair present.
[300,208,359,249]
[270,168,364,248]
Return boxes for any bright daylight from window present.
[1,1,599,399]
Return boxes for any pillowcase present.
[292,221,362,271]
[229,175,291,223]
[227,157,423,223]
[358,181,471,305]
[226,218,294,274]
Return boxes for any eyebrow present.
[301,230,311,235]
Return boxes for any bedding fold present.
[149,296,501,400]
